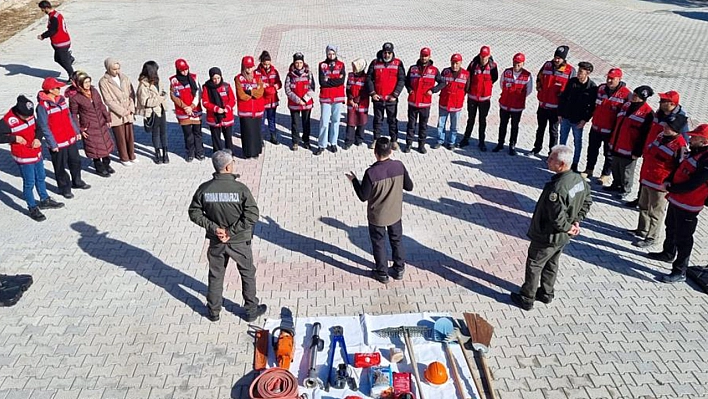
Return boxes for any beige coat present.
[136,78,167,118]
[99,72,136,127]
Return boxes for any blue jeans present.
[318,102,342,148]
[437,109,460,145]
[18,161,49,209]
[559,118,584,166]
[262,108,277,135]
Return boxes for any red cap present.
[450,53,462,63]
[688,124,708,139]
[175,58,189,71]
[513,53,525,63]
[479,46,491,57]
[659,90,680,104]
[420,47,431,57]
[606,68,623,79]
[42,77,66,91]
[242,56,255,69]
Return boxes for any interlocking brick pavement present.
[1,0,708,398]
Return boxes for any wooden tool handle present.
[479,355,497,399]
[445,343,470,399]
[456,332,485,399]
[403,330,426,399]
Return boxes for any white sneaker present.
[121,161,133,167]
[131,158,139,163]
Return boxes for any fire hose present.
[249,368,308,399]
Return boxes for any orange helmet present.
[424,361,448,385]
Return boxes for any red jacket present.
[256,65,282,109]
[667,152,708,213]
[370,57,404,99]
[170,74,202,121]
[537,61,575,109]
[46,11,71,48]
[201,83,235,127]
[3,109,42,164]
[406,61,440,108]
[235,74,265,118]
[591,83,631,134]
[286,64,314,111]
[36,92,77,149]
[439,68,470,112]
[319,60,346,104]
[499,67,532,112]
[609,101,654,158]
[640,134,686,191]
[346,72,369,113]
[467,59,497,102]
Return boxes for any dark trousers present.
[533,107,559,154]
[519,240,567,304]
[498,109,522,147]
[50,143,82,195]
[262,108,277,135]
[149,112,168,150]
[610,155,637,194]
[52,46,74,76]
[463,99,491,144]
[205,241,258,316]
[662,204,699,275]
[181,123,204,158]
[210,125,233,154]
[372,101,398,141]
[406,106,430,144]
[586,128,612,176]
[368,220,405,277]
[345,125,365,145]
[92,157,111,174]
[290,110,311,145]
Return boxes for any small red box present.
[353,353,381,368]
[392,372,412,395]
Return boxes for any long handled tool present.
[449,327,485,399]
[372,326,430,399]
[303,322,325,389]
[463,313,497,399]
[433,318,471,399]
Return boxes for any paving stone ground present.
[1,0,708,398]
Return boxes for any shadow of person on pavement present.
[70,221,244,319]
[0,64,62,79]
[319,216,517,302]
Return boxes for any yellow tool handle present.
[456,332,485,399]
[479,354,497,399]
[444,343,470,399]
[403,330,426,399]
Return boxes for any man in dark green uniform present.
[511,145,592,310]
[188,150,266,322]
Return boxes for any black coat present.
[558,77,598,123]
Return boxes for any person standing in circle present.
[202,67,236,155]
[235,56,265,159]
[256,51,282,145]
[99,57,137,166]
[170,58,204,162]
[136,61,170,164]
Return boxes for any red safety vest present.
[407,63,439,108]
[667,151,708,213]
[609,101,653,157]
[372,58,402,98]
[38,93,76,149]
[591,83,631,134]
[235,74,265,118]
[537,61,574,109]
[286,68,314,111]
[256,65,281,109]
[640,134,687,191]
[3,109,42,164]
[48,11,71,48]
[346,73,369,113]
[170,74,203,121]
[319,60,346,104]
[499,67,532,112]
[439,68,469,112]
[201,83,235,127]
[467,61,496,102]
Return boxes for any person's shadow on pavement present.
[71,221,244,320]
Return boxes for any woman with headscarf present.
[235,56,265,159]
[284,52,315,152]
[256,51,282,145]
[98,57,136,166]
[169,58,204,162]
[136,61,169,164]
[202,67,236,154]
[344,58,368,149]
[69,72,115,177]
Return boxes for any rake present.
[372,326,431,399]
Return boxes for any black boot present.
[154,148,163,164]
[162,148,170,164]
[0,283,23,307]
[94,159,110,177]
[459,136,470,147]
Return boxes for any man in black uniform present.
[511,145,592,310]
[188,150,266,322]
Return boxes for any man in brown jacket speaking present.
[347,137,414,283]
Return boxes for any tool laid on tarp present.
[464,312,496,399]
[249,325,270,372]
[303,322,325,389]
[353,352,381,368]
[249,367,308,399]
[272,313,296,370]
[325,325,351,391]
[372,326,431,399]
[433,318,471,399]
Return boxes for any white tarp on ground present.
[261,312,482,399]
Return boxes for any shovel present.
[463,313,497,399]
[432,318,472,399]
